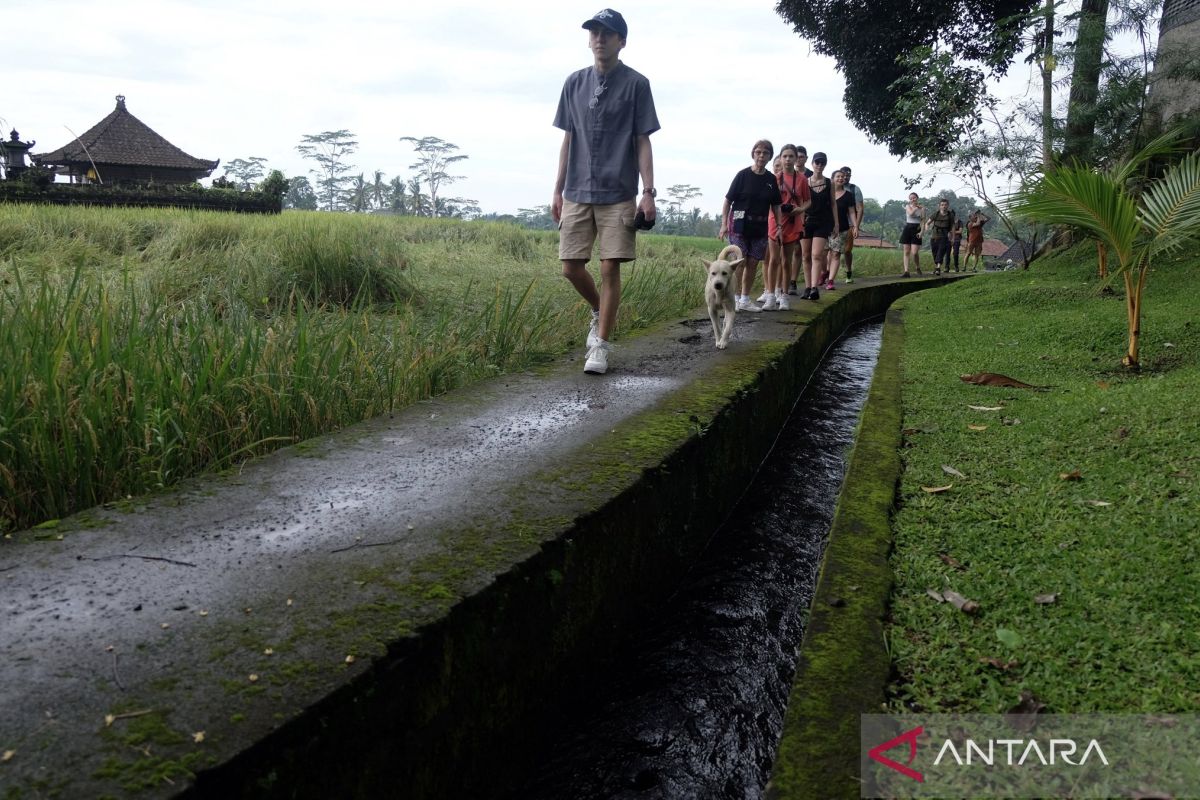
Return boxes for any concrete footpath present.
[0,275,950,799]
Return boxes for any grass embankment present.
[887,244,1199,713]
[0,205,713,533]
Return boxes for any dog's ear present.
[700,258,713,270]
[728,258,745,270]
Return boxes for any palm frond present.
[1008,168,1140,267]
[1108,128,1187,186]
[1141,150,1200,258]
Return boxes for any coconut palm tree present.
[1010,137,1200,368]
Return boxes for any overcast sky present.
[6,0,1052,216]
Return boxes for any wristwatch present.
[642,187,657,197]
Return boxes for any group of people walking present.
[899,194,991,277]
[719,140,864,312]
[550,8,992,375]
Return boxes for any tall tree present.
[775,0,1039,159]
[387,176,408,213]
[1039,0,1057,169]
[296,130,359,212]
[398,136,468,218]
[348,173,368,213]
[370,170,387,211]
[284,176,318,211]
[1061,0,1112,165]
[407,177,427,217]
[222,156,269,190]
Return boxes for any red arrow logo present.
[868,725,925,783]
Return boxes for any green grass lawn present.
[886,244,1200,713]
[0,206,715,533]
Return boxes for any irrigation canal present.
[504,319,885,799]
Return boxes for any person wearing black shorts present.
[799,152,837,300]
[899,192,925,276]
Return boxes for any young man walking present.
[925,198,956,275]
[552,8,659,375]
[838,165,864,283]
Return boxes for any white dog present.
[701,245,745,349]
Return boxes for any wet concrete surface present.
[509,322,884,800]
[0,275,939,798]
[0,292,816,796]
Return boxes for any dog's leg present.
[719,304,736,349]
[707,301,725,348]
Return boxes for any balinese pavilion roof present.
[34,95,218,178]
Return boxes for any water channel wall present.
[189,285,926,800]
[3,277,945,800]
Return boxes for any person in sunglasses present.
[552,8,660,375]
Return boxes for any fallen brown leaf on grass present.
[967,424,988,431]
[928,588,979,614]
[968,405,1004,411]
[942,465,966,478]
[960,372,1044,390]
[942,590,980,615]
[2,750,14,762]
[1060,470,1083,481]
[902,427,922,436]
[1096,380,1110,390]
[1131,791,1174,800]
[922,485,953,494]
[938,553,965,570]
[1034,593,1058,605]
[979,657,1019,670]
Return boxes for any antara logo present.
[868,724,1111,783]
[868,725,925,783]
[934,738,1109,767]
[595,9,613,19]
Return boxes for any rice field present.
[0,205,711,533]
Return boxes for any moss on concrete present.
[766,308,906,799]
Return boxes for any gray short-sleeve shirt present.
[553,62,660,206]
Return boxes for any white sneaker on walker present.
[736,297,762,313]
[761,293,778,311]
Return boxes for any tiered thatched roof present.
[34,96,217,182]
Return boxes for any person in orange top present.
[964,209,990,272]
[762,144,811,311]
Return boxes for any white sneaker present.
[736,297,762,313]
[584,341,611,374]
[756,291,769,303]
[586,310,601,348]
[776,293,790,311]
[762,293,778,311]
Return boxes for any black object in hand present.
[634,210,656,231]
[781,203,795,214]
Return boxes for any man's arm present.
[551,131,570,223]
[636,134,655,220]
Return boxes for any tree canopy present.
[775,0,1039,159]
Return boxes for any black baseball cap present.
[583,9,628,39]
[812,151,828,164]
[839,165,852,174]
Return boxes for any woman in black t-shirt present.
[824,169,859,289]
[799,152,838,301]
[720,139,784,312]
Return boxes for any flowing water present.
[506,319,886,800]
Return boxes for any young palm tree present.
[1011,140,1200,367]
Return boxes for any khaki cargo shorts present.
[558,199,637,262]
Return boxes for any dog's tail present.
[718,244,743,263]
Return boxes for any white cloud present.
[6,0,965,216]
